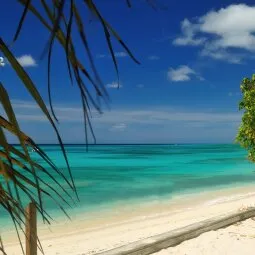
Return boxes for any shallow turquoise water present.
[2,144,255,225]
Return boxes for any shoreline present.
[3,183,255,254]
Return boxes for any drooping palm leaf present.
[0,0,147,253]
[13,0,31,42]
[0,40,77,198]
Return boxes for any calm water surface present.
[1,144,255,226]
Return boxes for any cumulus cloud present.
[148,55,160,60]
[16,55,37,67]
[106,81,122,89]
[167,65,202,82]
[173,19,206,46]
[173,4,255,63]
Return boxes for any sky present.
[1,0,255,144]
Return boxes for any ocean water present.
[2,144,255,226]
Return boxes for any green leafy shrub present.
[237,74,255,161]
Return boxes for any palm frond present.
[0,0,144,252]
[13,0,31,42]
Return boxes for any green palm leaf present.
[0,0,144,253]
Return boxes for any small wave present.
[204,192,255,206]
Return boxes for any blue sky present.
[1,0,255,143]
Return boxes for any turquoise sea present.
[2,144,255,227]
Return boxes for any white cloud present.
[110,123,127,132]
[16,55,37,67]
[173,19,206,46]
[148,55,160,60]
[114,52,128,58]
[9,100,241,125]
[174,4,255,63]
[7,100,241,143]
[200,46,244,64]
[167,65,202,82]
[96,52,128,59]
[9,100,83,122]
[106,81,122,89]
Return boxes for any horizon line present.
[11,142,236,146]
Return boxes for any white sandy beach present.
[154,218,255,255]
[3,185,255,255]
